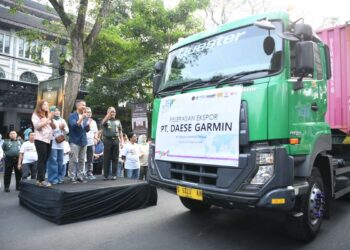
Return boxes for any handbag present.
[55,135,65,143]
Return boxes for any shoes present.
[88,175,96,180]
[112,176,117,180]
[77,178,87,183]
[36,181,52,187]
[103,177,109,181]
[58,179,64,184]
[51,181,59,185]
[4,188,10,192]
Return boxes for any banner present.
[155,86,242,167]
[37,76,64,109]
[131,103,148,136]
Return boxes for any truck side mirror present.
[153,61,164,95]
[296,41,315,77]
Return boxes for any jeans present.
[47,148,64,183]
[125,169,140,179]
[62,163,68,178]
[117,161,124,177]
[34,140,51,182]
[22,162,37,180]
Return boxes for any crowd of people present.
[0,99,150,192]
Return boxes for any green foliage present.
[85,59,154,110]
[84,26,140,76]
[8,0,24,14]
[86,0,208,111]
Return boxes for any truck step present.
[335,176,350,191]
[334,166,350,176]
[335,186,350,199]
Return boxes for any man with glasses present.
[101,107,123,180]
[68,100,90,183]
[85,107,98,180]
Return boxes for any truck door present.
[288,42,327,156]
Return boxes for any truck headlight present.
[250,149,275,185]
[256,152,274,165]
[250,165,274,185]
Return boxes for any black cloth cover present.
[18,177,158,224]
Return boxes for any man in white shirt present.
[85,107,98,180]
[18,132,38,180]
[122,132,140,179]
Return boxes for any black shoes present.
[77,178,87,183]
[4,188,10,192]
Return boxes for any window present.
[20,72,38,83]
[18,39,24,57]
[0,67,5,78]
[0,33,10,54]
[18,39,42,60]
[314,44,323,80]
[159,21,283,91]
[49,47,55,63]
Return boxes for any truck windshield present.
[159,21,283,92]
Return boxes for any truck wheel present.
[287,168,325,242]
[180,197,211,212]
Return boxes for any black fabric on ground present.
[18,176,158,224]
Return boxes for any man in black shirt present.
[2,131,22,192]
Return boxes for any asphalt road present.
[1,176,350,250]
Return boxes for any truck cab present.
[148,12,346,241]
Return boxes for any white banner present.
[155,86,242,167]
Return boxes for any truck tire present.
[287,168,325,242]
[180,197,211,212]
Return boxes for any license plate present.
[176,186,203,201]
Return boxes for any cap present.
[50,106,57,112]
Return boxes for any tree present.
[85,0,208,111]
[319,17,340,29]
[202,0,274,27]
[48,0,113,119]
[204,0,240,26]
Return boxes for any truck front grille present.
[170,163,218,186]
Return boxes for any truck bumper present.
[149,178,296,210]
[148,144,304,211]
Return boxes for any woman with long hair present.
[31,100,56,187]
[47,106,69,184]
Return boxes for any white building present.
[0,0,64,136]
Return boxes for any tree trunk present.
[62,38,85,120]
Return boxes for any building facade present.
[0,0,63,136]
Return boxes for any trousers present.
[103,138,119,178]
[4,156,21,189]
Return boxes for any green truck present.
[148,12,350,241]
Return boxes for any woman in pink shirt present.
[31,100,56,187]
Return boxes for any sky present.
[164,0,350,29]
[35,0,349,29]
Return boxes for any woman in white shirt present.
[122,133,140,179]
[47,106,69,184]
